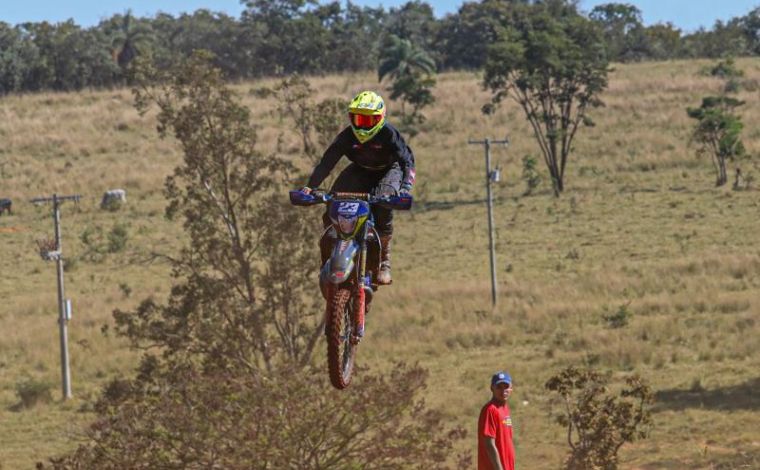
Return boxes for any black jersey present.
[307,123,416,189]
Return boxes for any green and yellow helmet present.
[348,91,386,143]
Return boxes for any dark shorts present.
[323,162,402,235]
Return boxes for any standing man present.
[478,371,515,470]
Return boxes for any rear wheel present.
[326,287,357,389]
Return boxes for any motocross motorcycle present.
[290,189,412,389]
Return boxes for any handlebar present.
[289,189,412,210]
[325,191,371,200]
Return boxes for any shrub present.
[15,378,54,409]
[79,226,106,263]
[522,155,541,196]
[43,364,470,469]
[118,283,132,298]
[739,78,759,92]
[79,223,129,260]
[603,302,632,328]
[546,366,653,470]
[705,57,744,79]
[62,257,77,272]
[723,78,741,93]
[101,198,123,212]
[107,223,128,253]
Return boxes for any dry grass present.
[1,58,760,468]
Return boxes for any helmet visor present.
[350,113,383,130]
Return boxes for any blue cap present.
[491,371,512,386]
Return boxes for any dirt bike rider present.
[301,90,415,285]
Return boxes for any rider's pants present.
[321,162,402,237]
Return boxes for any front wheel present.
[326,287,357,389]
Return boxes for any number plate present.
[337,202,360,215]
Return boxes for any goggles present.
[350,112,383,130]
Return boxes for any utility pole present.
[31,193,81,400]
[468,137,509,307]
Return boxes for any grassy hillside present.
[1,58,760,469]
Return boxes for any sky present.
[1,0,758,33]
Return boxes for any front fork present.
[351,241,368,344]
[321,232,371,343]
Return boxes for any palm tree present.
[377,35,437,120]
[378,34,435,84]
[111,10,153,69]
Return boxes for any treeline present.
[1,0,759,94]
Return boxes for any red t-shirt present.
[477,400,515,470]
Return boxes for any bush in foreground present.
[546,366,653,470]
[43,362,470,469]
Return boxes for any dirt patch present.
[0,226,26,233]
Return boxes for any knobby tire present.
[326,287,357,389]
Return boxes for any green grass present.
[1,58,760,468]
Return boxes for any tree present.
[321,2,387,73]
[18,20,120,91]
[108,10,153,70]
[483,5,609,196]
[0,23,40,93]
[385,0,439,54]
[124,51,323,372]
[589,3,644,61]
[378,34,436,137]
[682,20,749,59]
[378,34,435,86]
[148,10,253,79]
[436,0,530,70]
[255,74,348,163]
[643,23,682,60]
[687,96,745,187]
[545,366,653,470]
[739,7,760,54]
[56,25,119,89]
[241,0,334,75]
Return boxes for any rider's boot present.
[377,234,392,285]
